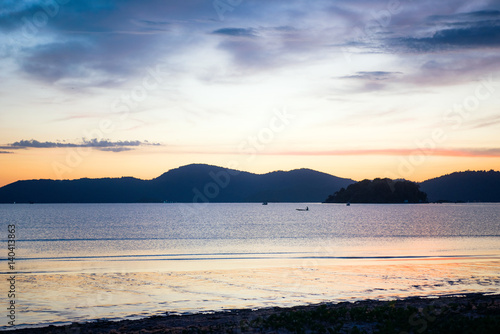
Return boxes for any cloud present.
[467,114,500,129]
[212,28,257,37]
[130,19,171,32]
[97,147,134,152]
[340,71,402,80]
[383,8,500,53]
[401,53,500,87]
[1,0,212,87]
[21,41,90,82]
[3,139,160,152]
[9,139,76,148]
[2,0,500,89]
[211,24,339,71]
[0,145,24,150]
[428,10,500,25]
[391,23,500,52]
[342,7,500,86]
[337,71,403,93]
[334,4,500,81]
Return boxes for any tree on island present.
[324,178,428,203]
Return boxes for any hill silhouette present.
[1,166,498,204]
[420,170,500,202]
[0,164,355,203]
[324,178,427,203]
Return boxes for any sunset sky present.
[1,0,500,187]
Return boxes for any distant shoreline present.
[6,293,499,333]
[1,166,499,204]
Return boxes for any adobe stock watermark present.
[6,224,17,327]
[401,304,440,334]
[386,74,497,180]
[236,107,296,163]
[52,63,169,178]
[213,0,244,21]
[177,107,295,219]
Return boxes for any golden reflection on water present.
[8,257,500,327]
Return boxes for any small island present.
[324,178,428,204]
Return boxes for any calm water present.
[1,203,499,329]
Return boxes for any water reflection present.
[0,203,498,328]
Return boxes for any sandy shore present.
[6,293,500,333]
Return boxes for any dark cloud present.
[130,19,171,32]
[212,28,257,37]
[1,0,213,87]
[97,147,133,152]
[3,139,160,152]
[0,145,24,150]
[391,23,500,52]
[330,2,500,56]
[337,71,403,93]
[0,0,212,33]
[211,24,334,71]
[382,7,500,53]
[21,41,89,82]
[80,139,144,148]
[0,151,13,154]
[208,3,500,73]
[466,10,500,18]
[428,10,500,24]
[9,139,78,148]
[216,39,273,68]
[340,71,402,80]
[18,33,170,86]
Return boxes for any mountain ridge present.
[419,169,500,202]
[0,165,498,203]
[0,164,355,203]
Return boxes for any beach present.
[5,293,499,333]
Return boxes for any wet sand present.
[6,293,499,333]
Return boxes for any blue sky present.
[1,0,499,186]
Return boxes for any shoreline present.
[5,293,499,333]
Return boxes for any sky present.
[1,0,500,187]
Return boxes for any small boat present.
[346,202,350,206]
[296,206,309,211]
[262,202,268,205]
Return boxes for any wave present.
[0,252,495,264]
[6,234,500,242]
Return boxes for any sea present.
[0,203,499,330]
